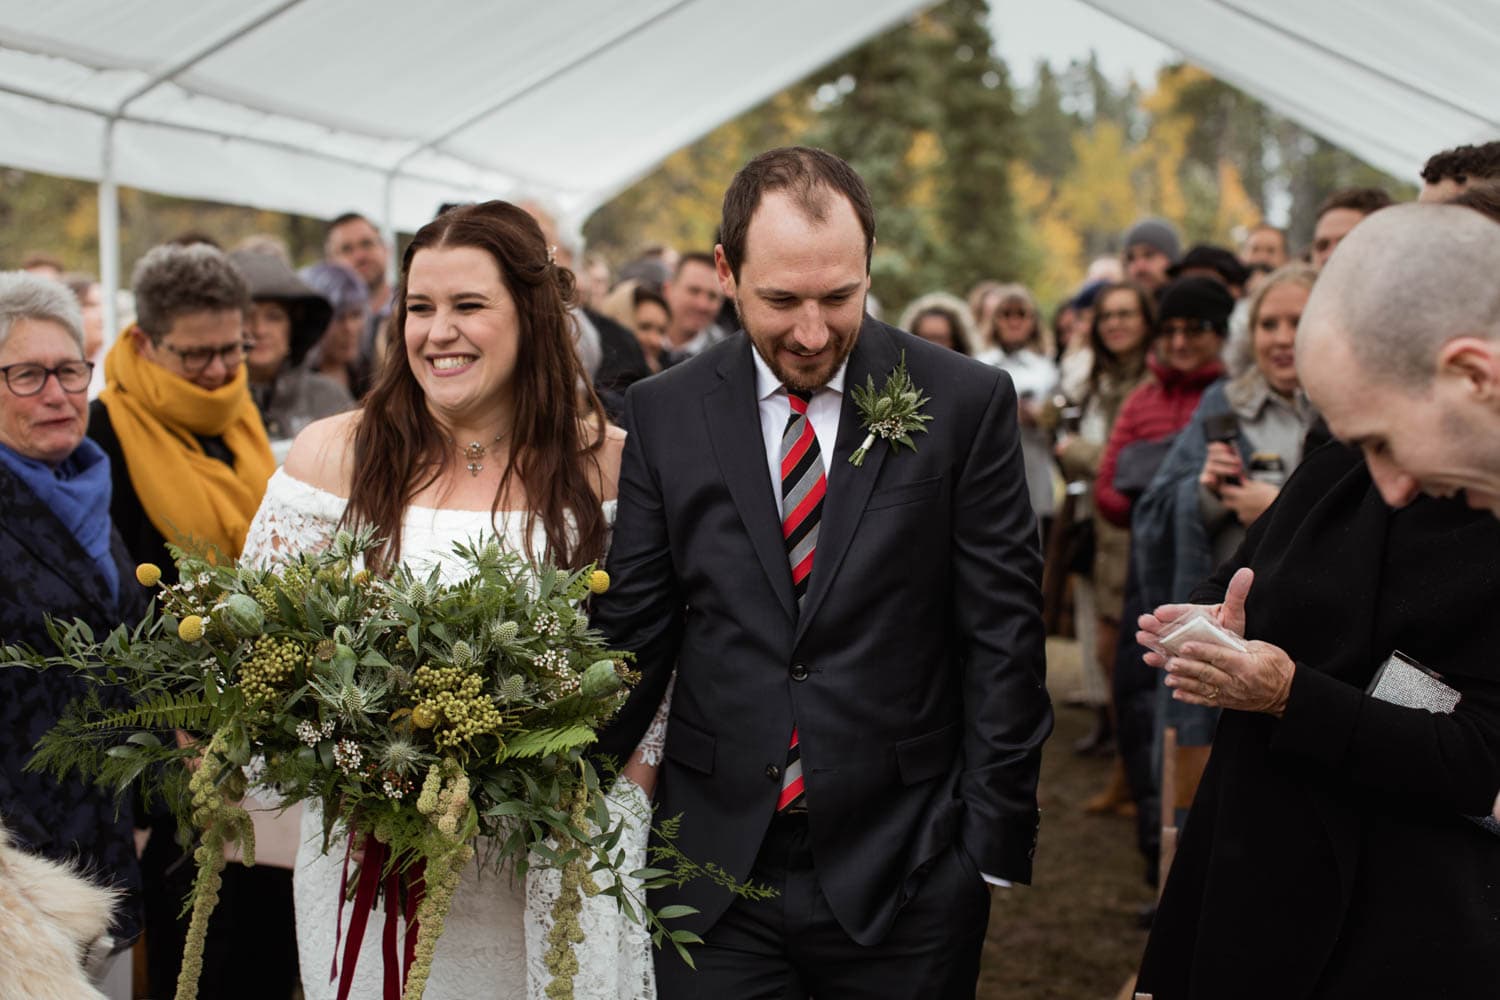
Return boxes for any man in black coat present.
[1135,440,1500,998]
[591,147,1052,999]
[1134,202,1500,996]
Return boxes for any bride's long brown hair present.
[343,201,607,572]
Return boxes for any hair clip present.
[546,245,557,265]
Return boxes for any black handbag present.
[1112,436,1175,498]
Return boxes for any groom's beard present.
[741,294,864,393]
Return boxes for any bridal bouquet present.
[1,530,696,1000]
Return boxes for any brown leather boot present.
[1084,757,1135,816]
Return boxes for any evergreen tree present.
[931,0,1027,299]
[809,0,1024,314]
[1020,61,1079,181]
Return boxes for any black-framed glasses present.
[0,360,94,396]
[159,340,251,375]
[1160,319,1217,340]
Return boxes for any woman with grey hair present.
[0,271,147,999]
[86,243,289,998]
[88,242,275,577]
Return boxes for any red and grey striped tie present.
[778,388,824,811]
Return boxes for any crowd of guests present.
[2,137,1500,998]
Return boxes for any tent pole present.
[98,118,120,340]
[381,170,398,293]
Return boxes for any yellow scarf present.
[98,328,275,560]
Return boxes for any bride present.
[240,201,660,999]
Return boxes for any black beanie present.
[1157,276,1234,335]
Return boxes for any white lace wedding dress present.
[242,468,663,1000]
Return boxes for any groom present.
[592,146,1052,998]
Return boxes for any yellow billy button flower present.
[178,615,206,643]
[587,570,610,595]
[135,563,162,587]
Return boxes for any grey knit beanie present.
[1123,217,1182,261]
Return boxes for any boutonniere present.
[848,351,933,466]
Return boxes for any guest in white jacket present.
[976,283,1059,523]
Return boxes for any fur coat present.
[0,818,118,1000]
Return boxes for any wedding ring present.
[1206,685,1219,703]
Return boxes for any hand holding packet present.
[1149,606,1248,658]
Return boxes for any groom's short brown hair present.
[718,146,875,281]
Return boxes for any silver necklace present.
[457,432,507,476]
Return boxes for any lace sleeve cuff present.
[631,675,675,768]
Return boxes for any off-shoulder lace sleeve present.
[241,468,348,568]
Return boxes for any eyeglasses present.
[0,360,94,396]
[158,340,252,375]
[1159,319,1217,340]
[1098,309,1141,323]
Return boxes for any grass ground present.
[978,637,1154,1000]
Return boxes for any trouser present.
[1113,538,1160,886]
[654,812,990,999]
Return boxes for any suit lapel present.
[794,319,900,644]
[702,338,797,622]
[0,463,114,612]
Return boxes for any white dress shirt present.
[751,347,845,504]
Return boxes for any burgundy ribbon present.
[330,829,355,984]
[331,834,424,1000]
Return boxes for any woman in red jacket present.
[1095,275,1233,889]
[1096,277,1232,528]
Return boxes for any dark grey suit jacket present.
[592,317,1052,944]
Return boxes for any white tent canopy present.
[0,0,930,232]
[1080,0,1499,182]
[0,0,926,330]
[0,0,1495,311]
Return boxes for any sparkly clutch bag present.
[1366,651,1500,837]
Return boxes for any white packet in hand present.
[1149,606,1247,658]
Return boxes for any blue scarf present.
[0,437,118,603]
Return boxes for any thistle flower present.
[496,674,526,702]
[406,580,429,606]
[451,640,474,669]
[490,620,520,644]
[377,736,422,775]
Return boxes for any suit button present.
[765,764,781,781]
[790,663,809,681]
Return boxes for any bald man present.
[1131,201,1500,996]
[1298,203,1500,513]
